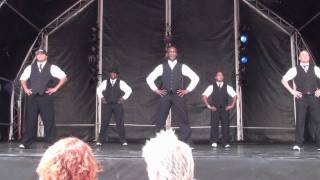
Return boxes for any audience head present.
[142,129,194,180]
[36,137,100,180]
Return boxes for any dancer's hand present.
[315,89,320,97]
[208,105,217,112]
[155,89,167,97]
[177,89,189,97]
[23,88,33,96]
[118,97,124,104]
[46,87,57,95]
[101,97,107,104]
[225,105,234,111]
[291,90,302,98]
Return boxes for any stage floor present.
[0,142,320,180]
[1,142,320,159]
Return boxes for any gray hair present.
[142,129,194,180]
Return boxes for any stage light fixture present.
[240,35,248,43]
[241,56,248,64]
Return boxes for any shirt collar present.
[300,62,309,67]
[37,60,47,66]
[168,60,177,69]
[168,59,177,65]
[216,81,224,86]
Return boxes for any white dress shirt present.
[202,82,237,98]
[282,63,320,81]
[96,78,132,100]
[20,61,67,81]
[146,60,200,92]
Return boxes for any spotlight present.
[240,35,248,44]
[241,56,248,64]
[238,25,250,86]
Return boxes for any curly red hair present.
[36,137,100,180]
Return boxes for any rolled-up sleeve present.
[314,66,320,79]
[146,64,163,91]
[120,80,132,100]
[20,65,32,81]
[97,80,107,99]
[50,65,67,79]
[282,67,297,81]
[227,85,237,97]
[202,85,213,97]
[182,64,200,92]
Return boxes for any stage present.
[0,142,320,180]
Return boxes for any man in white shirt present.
[202,71,237,148]
[146,46,199,142]
[281,50,320,151]
[19,49,67,149]
[96,67,132,146]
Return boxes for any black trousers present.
[156,93,191,142]
[22,94,55,147]
[210,107,230,145]
[98,103,126,143]
[295,95,320,147]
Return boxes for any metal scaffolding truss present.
[242,0,316,63]
[0,0,6,8]
[242,0,295,35]
[43,0,95,36]
[234,0,243,140]
[9,0,95,140]
[95,0,103,140]
[0,0,40,31]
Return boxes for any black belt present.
[33,93,45,96]
[165,89,177,95]
[107,102,118,104]
[211,105,226,109]
[217,106,226,109]
[303,92,313,96]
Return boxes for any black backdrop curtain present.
[240,3,295,142]
[0,4,38,141]
[103,0,165,140]
[103,0,235,141]
[46,2,97,140]
[171,0,236,140]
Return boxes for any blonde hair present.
[36,137,100,180]
[142,129,194,180]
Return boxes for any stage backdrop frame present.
[9,0,315,142]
